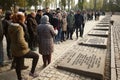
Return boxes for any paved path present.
[0,16,105,80]
[111,15,120,80]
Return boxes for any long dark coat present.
[27,15,38,48]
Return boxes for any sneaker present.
[29,72,39,78]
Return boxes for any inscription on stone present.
[79,37,107,48]
[71,53,101,69]
[88,30,108,37]
[96,24,110,27]
[57,49,106,80]
[98,22,109,24]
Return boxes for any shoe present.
[21,66,29,70]
[29,72,39,78]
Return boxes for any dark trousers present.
[15,51,39,80]
[6,38,12,59]
[42,54,51,66]
[29,35,37,50]
[0,41,3,65]
[75,24,84,38]
[67,27,74,39]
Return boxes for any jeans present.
[61,31,66,41]
[55,28,62,42]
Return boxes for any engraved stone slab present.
[79,37,108,48]
[93,27,109,30]
[96,24,110,27]
[98,22,109,24]
[57,49,106,80]
[88,30,108,37]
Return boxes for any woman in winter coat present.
[8,13,39,80]
[37,15,57,67]
[61,12,67,41]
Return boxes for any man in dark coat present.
[0,6,8,67]
[27,12,38,51]
[2,10,12,60]
[74,10,84,38]
[35,9,43,25]
[43,7,53,25]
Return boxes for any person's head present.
[11,12,25,23]
[62,11,67,18]
[0,6,2,16]
[31,12,36,18]
[17,12,25,23]
[5,10,13,20]
[77,9,81,14]
[37,9,43,15]
[41,15,49,24]
[56,8,60,13]
[46,7,50,13]
[70,10,74,14]
[11,13,18,23]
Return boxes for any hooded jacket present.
[8,23,30,57]
[37,15,56,55]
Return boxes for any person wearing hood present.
[37,15,57,67]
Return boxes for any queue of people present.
[0,6,103,80]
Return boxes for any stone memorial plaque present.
[79,37,107,48]
[57,50,106,80]
[88,30,108,37]
[98,22,109,24]
[93,27,109,30]
[96,24,110,27]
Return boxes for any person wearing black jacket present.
[0,6,7,67]
[27,12,38,51]
[35,9,43,25]
[43,7,53,25]
[2,10,12,60]
[74,10,84,38]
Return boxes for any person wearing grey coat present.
[37,15,56,67]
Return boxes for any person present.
[27,12,38,51]
[11,12,29,70]
[2,10,13,60]
[0,6,8,67]
[43,7,53,25]
[55,8,62,43]
[74,10,84,38]
[67,10,75,40]
[8,13,39,80]
[37,15,57,67]
[61,12,67,41]
[35,9,43,25]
